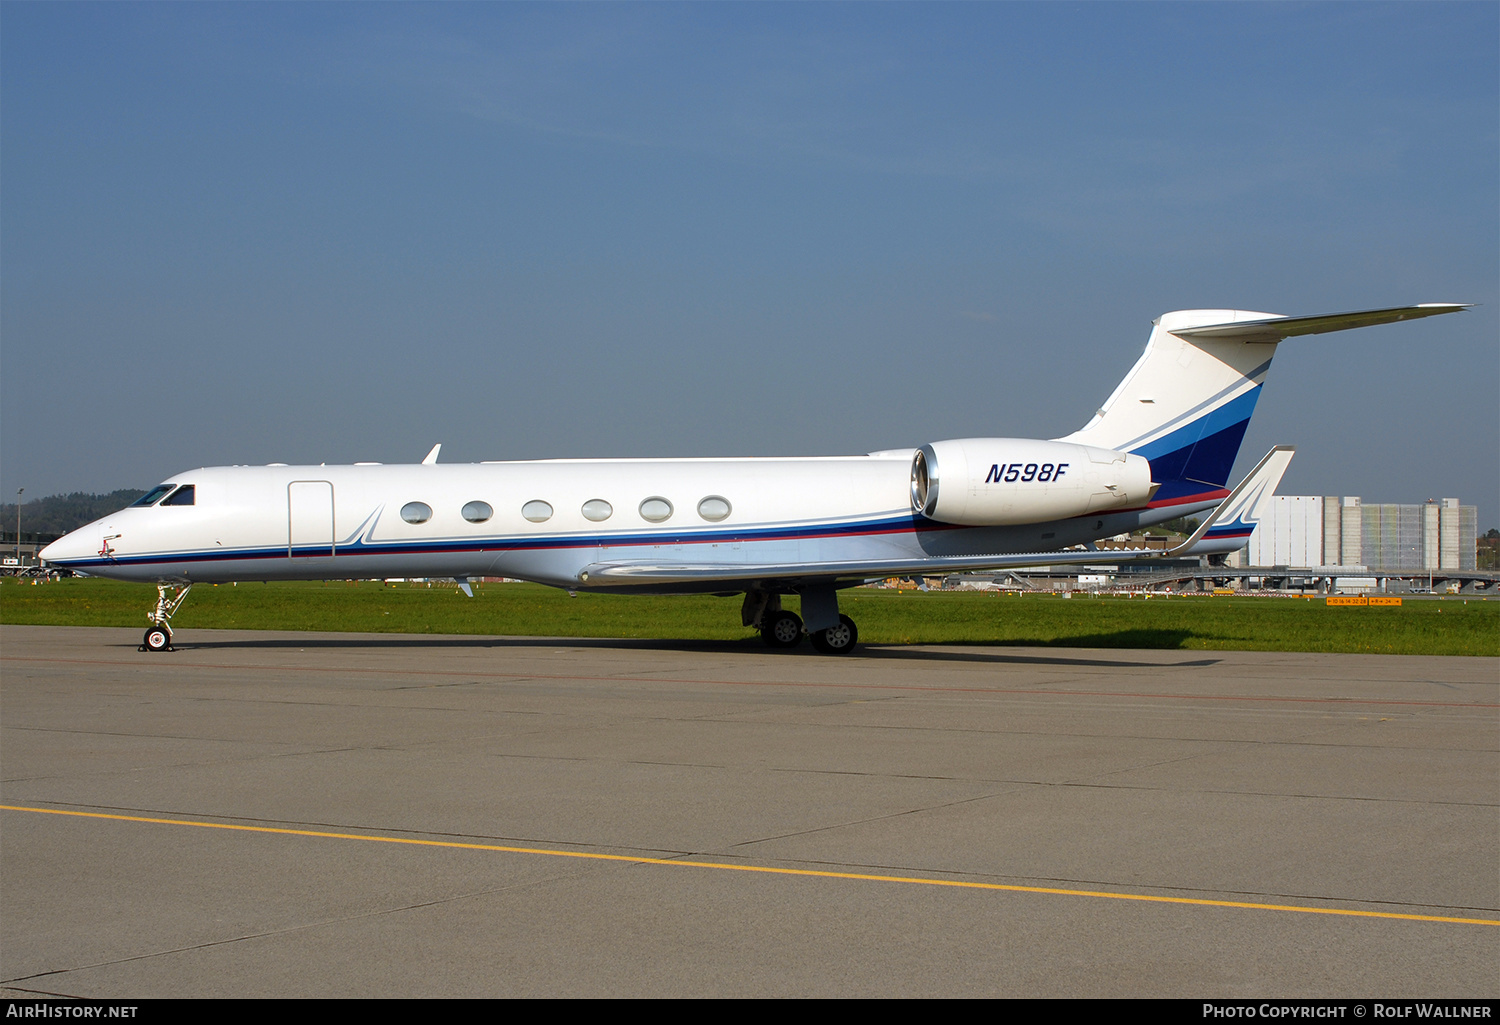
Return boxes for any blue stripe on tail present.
[1129,386,1261,499]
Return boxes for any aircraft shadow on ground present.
[148,630,1220,668]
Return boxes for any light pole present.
[15,488,23,565]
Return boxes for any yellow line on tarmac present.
[6,804,1496,927]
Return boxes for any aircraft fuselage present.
[42,454,1203,592]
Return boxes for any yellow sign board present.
[1326,596,1368,606]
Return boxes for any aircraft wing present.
[577,446,1294,588]
[577,546,1176,588]
[1171,303,1469,342]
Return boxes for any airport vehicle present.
[39,303,1467,653]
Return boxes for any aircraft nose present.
[40,528,97,566]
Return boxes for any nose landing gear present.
[140,583,192,653]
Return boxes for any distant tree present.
[1480,529,1500,570]
[0,490,147,540]
[1158,516,1200,535]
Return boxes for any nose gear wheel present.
[139,583,191,653]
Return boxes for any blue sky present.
[3,3,1496,525]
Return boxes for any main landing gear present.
[809,614,858,655]
[762,609,804,648]
[743,589,859,655]
[140,583,192,653]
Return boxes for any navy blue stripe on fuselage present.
[51,491,1226,575]
[51,511,954,572]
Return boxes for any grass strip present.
[3,577,1495,656]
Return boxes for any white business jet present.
[40,303,1467,653]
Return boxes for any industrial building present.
[1236,496,1476,571]
[941,495,1490,595]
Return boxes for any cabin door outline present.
[288,480,335,557]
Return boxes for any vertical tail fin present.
[1055,304,1467,512]
[1056,310,1280,508]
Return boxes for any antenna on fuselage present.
[422,444,441,465]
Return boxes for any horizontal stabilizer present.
[1172,304,1469,342]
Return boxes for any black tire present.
[143,626,171,652]
[760,610,804,648]
[809,615,858,655]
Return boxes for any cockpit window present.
[161,485,196,506]
[131,484,176,508]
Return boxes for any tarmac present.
[2,624,1496,997]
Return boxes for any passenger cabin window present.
[582,499,613,522]
[400,502,433,524]
[161,485,196,506]
[697,496,731,522]
[639,497,673,523]
[132,484,175,507]
[461,501,493,523]
[522,500,553,523]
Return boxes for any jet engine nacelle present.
[910,438,1155,526]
